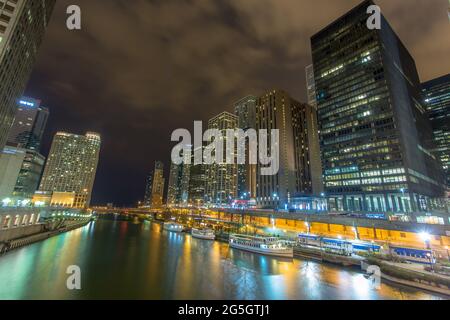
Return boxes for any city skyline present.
[19,0,450,206]
[1,0,450,304]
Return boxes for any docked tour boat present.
[163,222,184,233]
[229,234,293,258]
[191,228,215,240]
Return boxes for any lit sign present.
[19,100,35,107]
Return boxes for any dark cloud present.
[25,0,450,206]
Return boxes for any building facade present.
[167,161,190,206]
[36,132,101,208]
[188,154,207,206]
[311,0,445,213]
[422,73,450,189]
[255,89,323,209]
[0,145,26,199]
[150,161,165,207]
[0,145,45,201]
[205,111,238,205]
[0,0,56,151]
[234,96,257,199]
[306,64,317,109]
[143,173,153,207]
[13,148,45,198]
[7,97,49,151]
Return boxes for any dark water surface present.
[0,220,444,300]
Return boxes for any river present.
[0,219,444,300]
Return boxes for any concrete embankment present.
[0,220,90,254]
[362,259,450,296]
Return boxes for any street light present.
[420,231,434,270]
[419,232,431,246]
[2,198,11,207]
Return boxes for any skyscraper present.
[188,148,207,206]
[305,65,317,109]
[234,96,257,199]
[235,96,256,131]
[151,161,165,207]
[205,111,238,205]
[167,162,181,206]
[255,89,323,208]
[36,132,101,208]
[13,148,45,198]
[143,173,153,207]
[7,97,49,151]
[0,0,56,151]
[422,74,450,189]
[311,0,445,213]
[0,145,26,199]
[0,144,45,200]
[167,161,190,206]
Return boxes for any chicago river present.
[0,219,444,300]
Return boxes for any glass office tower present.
[422,74,450,189]
[311,0,445,213]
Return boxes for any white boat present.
[163,222,184,233]
[229,234,293,258]
[191,228,215,240]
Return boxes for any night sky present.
[24,0,450,207]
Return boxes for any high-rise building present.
[7,97,49,151]
[235,96,256,131]
[311,0,445,213]
[151,161,165,207]
[167,163,181,206]
[188,148,207,206]
[35,132,101,208]
[0,145,45,200]
[0,0,56,151]
[255,89,323,208]
[143,173,153,207]
[167,161,190,206]
[306,64,317,109]
[0,145,26,199]
[422,74,450,189]
[205,111,238,205]
[234,96,257,199]
[13,148,45,198]
[2,97,49,200]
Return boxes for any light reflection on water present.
[0,220,445,300]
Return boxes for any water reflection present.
[0,220,445,300]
